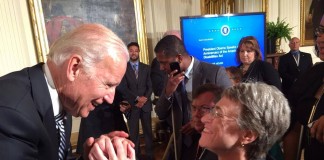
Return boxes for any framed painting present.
[300,0,319,46]
[28,0,149,64]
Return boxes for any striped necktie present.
[132,64,138,79]
[55,112,66,160]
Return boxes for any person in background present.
[0,24,135,160]
[283,14,324,160]
[120,42,154,160]
[76,87,128,155]
[225,66,243,86]
[190,83,222,160]
[237,36,281,90]
[150,30,181,101]
[199,83,291,160]
[154,35,231,160]
[278,37,313,96]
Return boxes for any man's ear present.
[240,130,258,146]
[177,54,183,63]
[67,54,82,81]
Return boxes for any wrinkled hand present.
[181,121,196,135]
[120,101,131,113]
[310,115,324,143]
[135,101,144,108]
[137,96,147,104]
[165,70,185,97]
[83,131,135,160]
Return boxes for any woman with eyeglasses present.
[236,36,281,90]
[284,15,324,160]
[199,83,290,160]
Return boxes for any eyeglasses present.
[207,106,237,121]
[315,26,324,36]
[191,105,213,114]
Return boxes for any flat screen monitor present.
[180,12,266,67]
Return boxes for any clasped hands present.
[84,131,135,160]
[135,96,147,108]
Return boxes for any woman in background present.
[199,83,291,160]
[236,36,281,90]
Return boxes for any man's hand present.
[310,115,324,143]
[135,102,144,108]
[137,96,147,104]
[165,70,185,97]
[83,131,135,160]
[181,121,196,135]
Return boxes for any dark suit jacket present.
[0,63,72,160]
[278,51,313,95]
[120,62,153,112]
[288,62,324,160]
[155,58,232,159]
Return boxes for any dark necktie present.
[132,64,138,79]
[55,112,66,160]
[292,51,299,60]
[181,78,189,124]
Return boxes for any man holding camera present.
[154,35,231,160]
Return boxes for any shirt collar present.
[130,61,139,66]
[184,56,194,79]
[42,63,62,116]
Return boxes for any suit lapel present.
[298,52,307,69]
[137,63,142,83]
[28,63,58,158]
[288,52,299,68]
[192,59,202,91]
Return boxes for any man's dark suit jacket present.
[121,62,152,112]
[0,63,72,160]
[278,51,313,95]
[155,58,231,160]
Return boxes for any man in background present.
[120,42,154,160]
[0,24,134,160]
[278,37,313,96]
[154,35,231,159]
[190,83,221,160]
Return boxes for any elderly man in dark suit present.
[0,24,135,160]
[154,35,232,160]
[278,37,313,96]
[120,42,154,160]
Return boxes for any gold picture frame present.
[28,0,149,64]
[300,0,315,46]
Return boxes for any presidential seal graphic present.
[221,25,230,36]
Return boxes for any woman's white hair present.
[47,23,129,75]
[223,82,291,160]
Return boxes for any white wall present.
[144,0,201,61]
[0,0,37,76]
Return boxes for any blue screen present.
[181,13,265,67]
